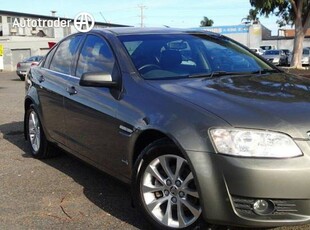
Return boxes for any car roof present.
[92,27,220,36]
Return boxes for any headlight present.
[210,128,302,158]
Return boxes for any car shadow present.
[0,121,149,229]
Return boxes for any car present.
[24,28,310,230]
[250,47,264,55]
[262,49,287,66]
[302,48,310,66]
[259,45,276,51]
[16,55,43,80]
[280,49,292,66]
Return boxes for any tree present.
[249,0,310,69]
[200,17,214,27]
[247,8,260,24]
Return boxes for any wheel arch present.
[132,129,167,167]
[131,128,196,179]
[132,129,187,168]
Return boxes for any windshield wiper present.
[188,69,280,79]
[250,69,280,75]
[188,71,250,79]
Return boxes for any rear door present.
[63,34,121,167]
[38,35,83,144]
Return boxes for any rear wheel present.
[25,105,55,159]
[133,139,204,230]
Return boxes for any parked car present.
[280,49,292,66]
[262,49,287,66]
[16,55,43,80]
[250,47,264,55]
[24,28,310,230]
[260,45,276,51]
[302,48,310,66]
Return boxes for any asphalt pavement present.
[0,71,309,230]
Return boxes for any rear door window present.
[49,35,82,75]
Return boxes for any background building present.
[283,28,310,37]
[1,10,309,72]
[0,10,127,71]
[199,23,310,51]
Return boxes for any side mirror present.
[79,72,118,88]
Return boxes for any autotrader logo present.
[74,12,95,33]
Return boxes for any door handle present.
[38,75,45,83]
[66,86,77,95]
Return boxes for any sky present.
[1,0,285,35]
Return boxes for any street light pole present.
[138,4,147,27]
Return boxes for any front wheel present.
[19,75,25,81]
[133,139,204,230]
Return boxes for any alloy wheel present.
[28,110,41,152]
[140,154,201,229]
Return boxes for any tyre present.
[285,58,289,66]
[19,75,25,81]
[25,105,55,159]
[132,138,205,230]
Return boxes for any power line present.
[99,12,108,23]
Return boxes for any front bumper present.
[302,58,310,65]
[266,58,280,65]
[187,141,310,228]
[16,70,28,76]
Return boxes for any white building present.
[0,10,127,71]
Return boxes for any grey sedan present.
[262,49,287,66]
[16,55,43,80]
[24,28,310,230]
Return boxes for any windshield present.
[264,50,280,55]
[24,56,43,62]
[303,49,310,55]
[119,33,274,80]
[282,49,290,54]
